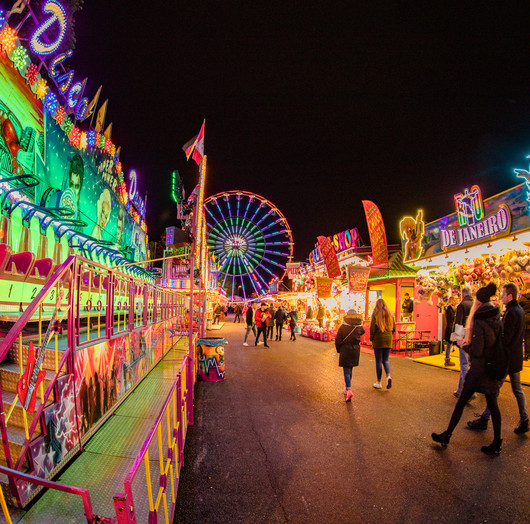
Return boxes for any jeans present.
[267,325,274,339]
[343,367,352,388]
[244,325,256,343]
[373,347,391,381]
[276,323,283,340]
[456,345,469,395]
[213,314,220,325]
[481,372,529,422]
[448,386,501,441]
[255,326,268,346]
[444,339,452,359]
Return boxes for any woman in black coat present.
[432,282,503,454]
[335,310,365,402]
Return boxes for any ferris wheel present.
[204,191,294,299]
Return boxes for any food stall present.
[403,181,530,344]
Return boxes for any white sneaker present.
[373,383,382,389]
[243,342,248,346]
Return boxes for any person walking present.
[274,305,287,340]
[370,299,395,389]
[432,282,504,454]
[335,310,365,402]
[444,295,457,367]
[288,306,298,341]
[243,302,257,346]
[452,286,474,397]
[213,304,222,325]
[519,285,530,360]
[467,282,529,434]
[234,303,242,323]
[317,303,325,328]
[255,303,271,348]
[267,303,276,340]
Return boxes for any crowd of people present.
[242,301,299,347]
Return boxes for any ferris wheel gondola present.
[204,191,294,299]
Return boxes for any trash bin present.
[429,340,441,356]
[206,318,213,330]
[197,337,228,381]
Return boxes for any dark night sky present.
[69,2,530,260]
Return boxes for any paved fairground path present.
[174,317,530,524]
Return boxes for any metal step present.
[0,362,54,395]
[0,425,30,469]
[1,390,38,431]
[8,343,66,372]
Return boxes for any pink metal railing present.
[0,465,99,524]
[113,345,197,524]
[0,254,187,508]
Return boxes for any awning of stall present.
[368,251,418,280]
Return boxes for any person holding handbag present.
[370,299,396,389]
[335,310,365,402]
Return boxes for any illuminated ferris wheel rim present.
[204,190,294,298]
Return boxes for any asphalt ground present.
[174,318,530,524]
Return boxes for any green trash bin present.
[197,337,228,381]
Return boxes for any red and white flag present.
[182,120,205,166]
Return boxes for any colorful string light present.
[87,130,96,146]
[79,131,87,150]
[69,126,80,147]
[62,118,73,134]
[25,63,38,85]
[35,78,49,99]
[44,91,59,114]
[0,26,17,54]
[10,45,28,69]
[30,0,67,56]
[54,105,66,124]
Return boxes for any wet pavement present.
[174,318,530,523]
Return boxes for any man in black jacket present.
[243,303,257,346]
[467,282,529,434]
[453,287,474,397]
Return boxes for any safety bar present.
[0,465,102,523]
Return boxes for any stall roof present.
[369,251,418,281]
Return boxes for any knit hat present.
[476,282,497,303]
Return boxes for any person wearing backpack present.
[432,282,504,454]
[335,310,365,402]
[467,282,529,435]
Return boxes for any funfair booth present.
[403,181,530,344]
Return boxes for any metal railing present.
[0,254,187,507]
[113,346,197,524]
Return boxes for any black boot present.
[467,416,488,430]
[514,419,529,434]
[431,431,451,447]
[481,439,503,455]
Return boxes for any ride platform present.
[2,336,190,523]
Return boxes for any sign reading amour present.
[441,202,511,249]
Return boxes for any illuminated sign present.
[440,186,511,249]
[514,157,530,202]
[400,210,424,262]
[23,0,90,119]
[309,227,360,264]
[127,170,146,220]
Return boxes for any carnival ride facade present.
[0,4,198,521]
[204,190,294,299]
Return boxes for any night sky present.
[69,2,530,260]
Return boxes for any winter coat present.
[454,295,473,328]
[306,306,314,319]
[401,298,414,314]
[246,307,255,327]
[288,310,298,326]
[255,308,271,328]
[502,299,525,374]
[463,302,502,395]
[268,307,276,326]
[444,305,455,341]
[370,316,396,349]
[335,316,365,368]
[518,293,530,328]
[274,307,287,324]
[316,306,325,320]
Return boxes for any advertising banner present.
[362,200,388,266]
[316,277,333,298]
[286,262,301,279]
[317,236,341,278]
[348,266,370,293]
